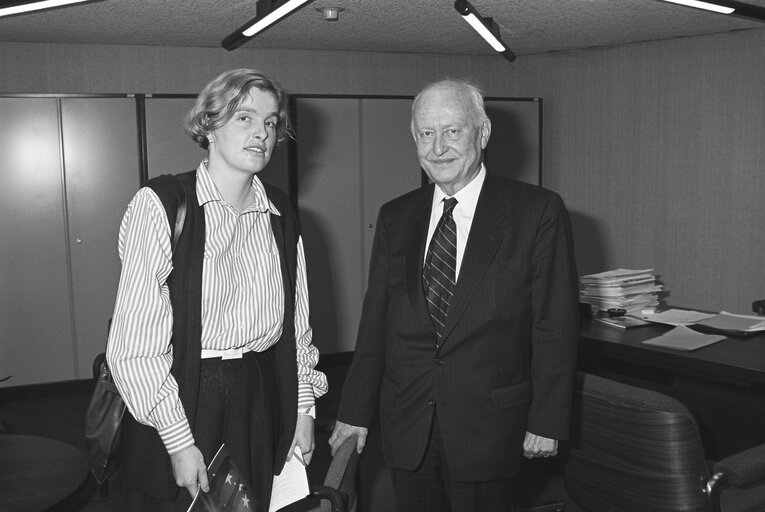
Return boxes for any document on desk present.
[641,308,716,326]
[642,325,726,351]
[691,311,765,337]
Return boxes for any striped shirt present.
[107,161,328,455]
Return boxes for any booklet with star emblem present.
[187,442,310,512]
[188,443,256,512]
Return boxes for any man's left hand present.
[289,414,315,465]
[523,432,558,459]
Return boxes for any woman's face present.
[208,87,279,177]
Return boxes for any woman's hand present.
[289,414,315,465]
[170,445,209,498]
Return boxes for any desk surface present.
[0,434,89,511]
[580,316,765,387]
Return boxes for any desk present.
[578,316,765,458]
[0,435,89,511]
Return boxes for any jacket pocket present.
[490,380,532,409]
[381,375,399,407]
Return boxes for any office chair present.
[563,372,765,512]
[309,433,360,512]
[280,422,360,512]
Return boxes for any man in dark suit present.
[329,79,579,511]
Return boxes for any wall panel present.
[62,97,142,377]
[294,98,363,354]
[0,97,74,385]
[359,98,422,288]
[145,97,206,179]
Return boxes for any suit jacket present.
[337,172,580,482]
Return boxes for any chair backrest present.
[320,435,360,512]
[564,373,712,512]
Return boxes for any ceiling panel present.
[0,0,763,57]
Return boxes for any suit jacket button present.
[435,357,445,366]
[427,399,436,407]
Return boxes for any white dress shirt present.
[107,161,327,454]
[425,164,487,280]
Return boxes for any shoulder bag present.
[84,176,187,485]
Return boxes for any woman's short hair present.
[185,68,293,150]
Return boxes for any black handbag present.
[84,176,187,485]
[84,354,125,485]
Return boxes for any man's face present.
[412,86,490,196]
[209,88,279,177]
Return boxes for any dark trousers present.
[391,417,514,512]
[123,349,278,512]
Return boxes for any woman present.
[106,68,328,512]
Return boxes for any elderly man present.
[329,78,579,511]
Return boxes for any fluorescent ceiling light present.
[222,0,313,50]
[0,0,89,18]
[242,0,311,37]
[461,12,506,52]
[660,0,735,14]
[453,0,515,62]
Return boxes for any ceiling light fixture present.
[222,0,314,51]
[317,6,344,21]
[660,0,734,14]
[453,0,515,62]
[653,0,765,22]
[0,0,91,18]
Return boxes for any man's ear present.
[480,118,492,149]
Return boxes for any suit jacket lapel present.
[439,174,507,346]
[406,186,435,320]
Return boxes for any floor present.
[0,358,581,511]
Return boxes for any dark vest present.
[120,171,300,499]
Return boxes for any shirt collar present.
[195,160,281,215]
[431,163,486,215]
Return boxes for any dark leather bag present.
[84,355,125,484]
[84,175,187,485]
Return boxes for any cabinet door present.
[145,97,206,179]
[145,97,289,192]
[61,98,141,377]
[0,98,75,385]
[360,99,422,287]
[294,98,363,353]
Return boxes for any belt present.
[200,347,250,360]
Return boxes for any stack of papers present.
[579,268,662,315]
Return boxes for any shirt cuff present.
[157,417,195,455]
[298,405,316,419]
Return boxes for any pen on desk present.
[293,448,307,466]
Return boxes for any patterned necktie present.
[423,197,458,341]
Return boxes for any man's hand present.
[289,414,315,465]
[170,445,209,498]
[523,432,558,459]
[328,420,368,456]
